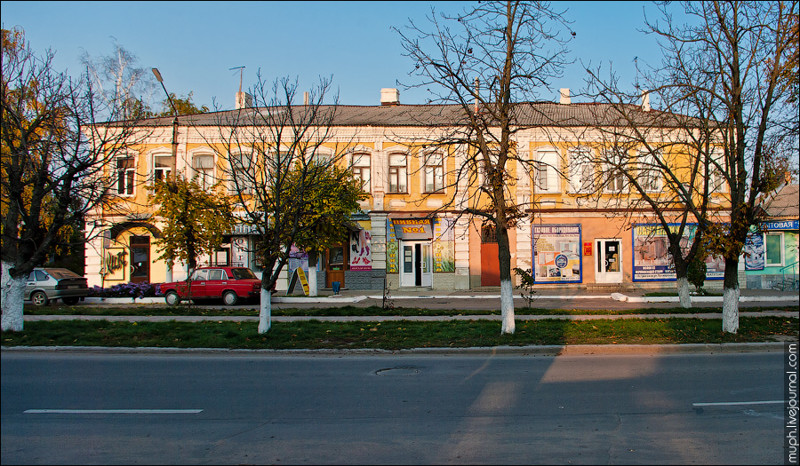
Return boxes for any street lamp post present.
[151,68,179,166]
[151,67,179,282]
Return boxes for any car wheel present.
[62,297,79,305]
[31,291,48,306]
[222,291,239,306]
[165,291,181,306]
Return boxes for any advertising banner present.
[632,223,725,281]
[349,230,372,271]
[744,231,765,271]
[532,224,582,283]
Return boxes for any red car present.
[157,267,262,306]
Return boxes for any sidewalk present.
[84,287,800,309]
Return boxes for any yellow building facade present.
[85,89,732,292]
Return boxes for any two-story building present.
[85,88,732,293]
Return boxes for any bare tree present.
[396,1,573,334]
[589,1,797,333]
[572,78,727,308]
[81,38,155,120]
[210,74,362,333]
[1,28,144,331]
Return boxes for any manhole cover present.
[375,366,421,376]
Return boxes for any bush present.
[88,282,160,299]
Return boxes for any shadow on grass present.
[3,316,797,350]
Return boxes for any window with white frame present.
[388,153,408,193]
[228,152,253,194]
[152,154,172,183]
[708,151,727,193]
[351,153,371,193]
[637,150,662,193]
[534,150,560,193]
[116,155,135,196]
[568,148,594,193]
[423,151,445,193]
[765,232,784,266]
[193,154,215,189]
[604,150,626,193]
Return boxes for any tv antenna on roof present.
[633,57,640,92]
[229,66,245,93]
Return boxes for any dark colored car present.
[25,268,89,306]
[157,267,262,306]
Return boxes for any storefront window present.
[765,233,783,266]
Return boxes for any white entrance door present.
[399,241,432,287]
[595,239,623,283]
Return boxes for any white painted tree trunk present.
[722,286,739,334]
[1,261,25,332]
[500,279,515,334]
[308,265,318,297]
[258,288,272,334]
[677,276,692,309]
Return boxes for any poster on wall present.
[532,224,582,283]
[433,218,455,272]
[632,223,725,281]
[744,231,765,271]
[386,219,399,273]
[349,230,372,270]
[286,245,309,281]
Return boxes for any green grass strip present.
[23,304,799,317]
[2,317,797,350]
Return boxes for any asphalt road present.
[1,350,789,464]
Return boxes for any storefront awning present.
[393,218,433,240]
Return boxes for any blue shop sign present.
[763,220,798,230]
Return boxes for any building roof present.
[763,184,800,219]
[105,101,691,129]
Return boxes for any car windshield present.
[231,268,257,280]
[44,269,81,279]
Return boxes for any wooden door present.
[325,245,347,288]
[480,224,500,286]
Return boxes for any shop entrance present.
[399,241,432,287]
[595,238,623,283]
[325,244,347,288]
[130,235,150,283]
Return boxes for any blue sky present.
[2,1,665,110]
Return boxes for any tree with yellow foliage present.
[1,27,144,331]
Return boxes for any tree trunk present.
[1,261,25,332]
[497,225,515,334]
[307,251,318,297]
[258,287,272,334]
[677,276,692,309]
[722,256,740,334]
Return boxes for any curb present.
[1,342,790,356]
[83,294,800,305]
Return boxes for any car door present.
[188,269,208,299]
[205,269,226,299]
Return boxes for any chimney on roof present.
[641,90,651,112]
[559,88,571,105]
[236,91,253,109]
[381,88,400,106]
[303,92,309,106]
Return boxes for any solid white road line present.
[24,409,203,414]
[692,400,784,407]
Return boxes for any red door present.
[481,224,500,286]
